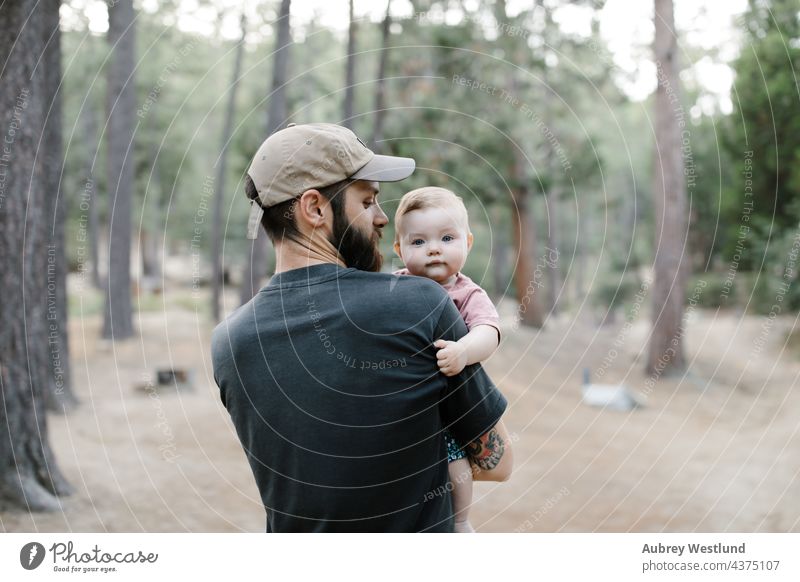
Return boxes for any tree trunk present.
[489,205,509,301]
[302,18,318,121]
[342,0,357,129]
[239,0,291,305]
[0,0,72,511]
[496,0,543,327]
[80,105,102,289]
[544,185,562,315]
[141,139,163,282]
[371,0,392,151]
[575,195,587,306]
[212,15,246,322]
[647,0,689,376]
[101,0,136,340]
[267,0,291,136]
[535,25,563,318]
[42,0,77,410]
[510,152,545,328]
[140,231,160,279]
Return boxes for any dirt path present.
[3,290,799,532]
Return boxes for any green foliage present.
[591,270,639,310]
[55,0,800,318]
[687,274,730,308]
[724,0,800,238]
[748,225,800,314]
[786,326,800,359]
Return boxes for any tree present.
[102,0,137,340]
[489,205,510,300]
[722,0,800,269]
[646,0,689,375]
[212,14,247,322]
[497,0,545,327]
[342,0,357,129]
[371,0,393,151]
[736,0,800,229]
[510,148,546,327]
[80,105,103,289]
[240,0,292,305]
[42,0,77,409]
[140,135,164,281]
[0,0,72,511]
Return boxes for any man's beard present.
[330,208,383,272]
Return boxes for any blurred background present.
[1,0,800,532]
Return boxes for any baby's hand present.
[433,339,468,376]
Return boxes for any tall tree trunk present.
[544,186,562,315]
[301,18,318,121]
[102,0,136,340]
[371,0,392,151]
[212,15,246,322]
[575,195,587,306]
[490,205,509,301]
[140,232,160,280]
[239,0,291,305]
[42,0,76,410]
[141,138,163,282]
[647,0,688,375]
[0,0,72,511]
[80,105,102,289]
[510,151,545,328]
[536,26,563,317]
[496,0,543,327]
[342,0,357,129]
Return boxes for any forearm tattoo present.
[466,427,505,471]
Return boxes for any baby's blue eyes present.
[410,235,455,246]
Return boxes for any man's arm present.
[467,419,513,482]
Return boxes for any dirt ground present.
[3,281,800,533]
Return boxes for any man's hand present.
[434,339,468,376]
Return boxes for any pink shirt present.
[394,269,500,337]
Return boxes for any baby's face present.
[394,206,473,285]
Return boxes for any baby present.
[393,186,501,533]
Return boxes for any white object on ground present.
[581,368,642,411]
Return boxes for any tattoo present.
[466,427,505,471]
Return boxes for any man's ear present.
[467,232,474,252]
[296,189,329,230]
[393,241,402,259]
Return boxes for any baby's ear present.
[393,241,402,258]
[467,232,474,251]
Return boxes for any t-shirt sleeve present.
[433,298,507,447]
[460,284,501,340]
[211,326,232,408]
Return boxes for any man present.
[212,123,512,532]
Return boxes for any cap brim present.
[350,154,415,182]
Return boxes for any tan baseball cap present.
[247,122,415,208]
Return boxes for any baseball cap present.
[245,123,415,238]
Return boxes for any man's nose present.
[374,203,388,228]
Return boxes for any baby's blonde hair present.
[394,187,470,243]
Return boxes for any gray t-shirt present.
[211,263,507,532]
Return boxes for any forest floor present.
[3,276,800,532]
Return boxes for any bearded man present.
[211,123,512,532]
